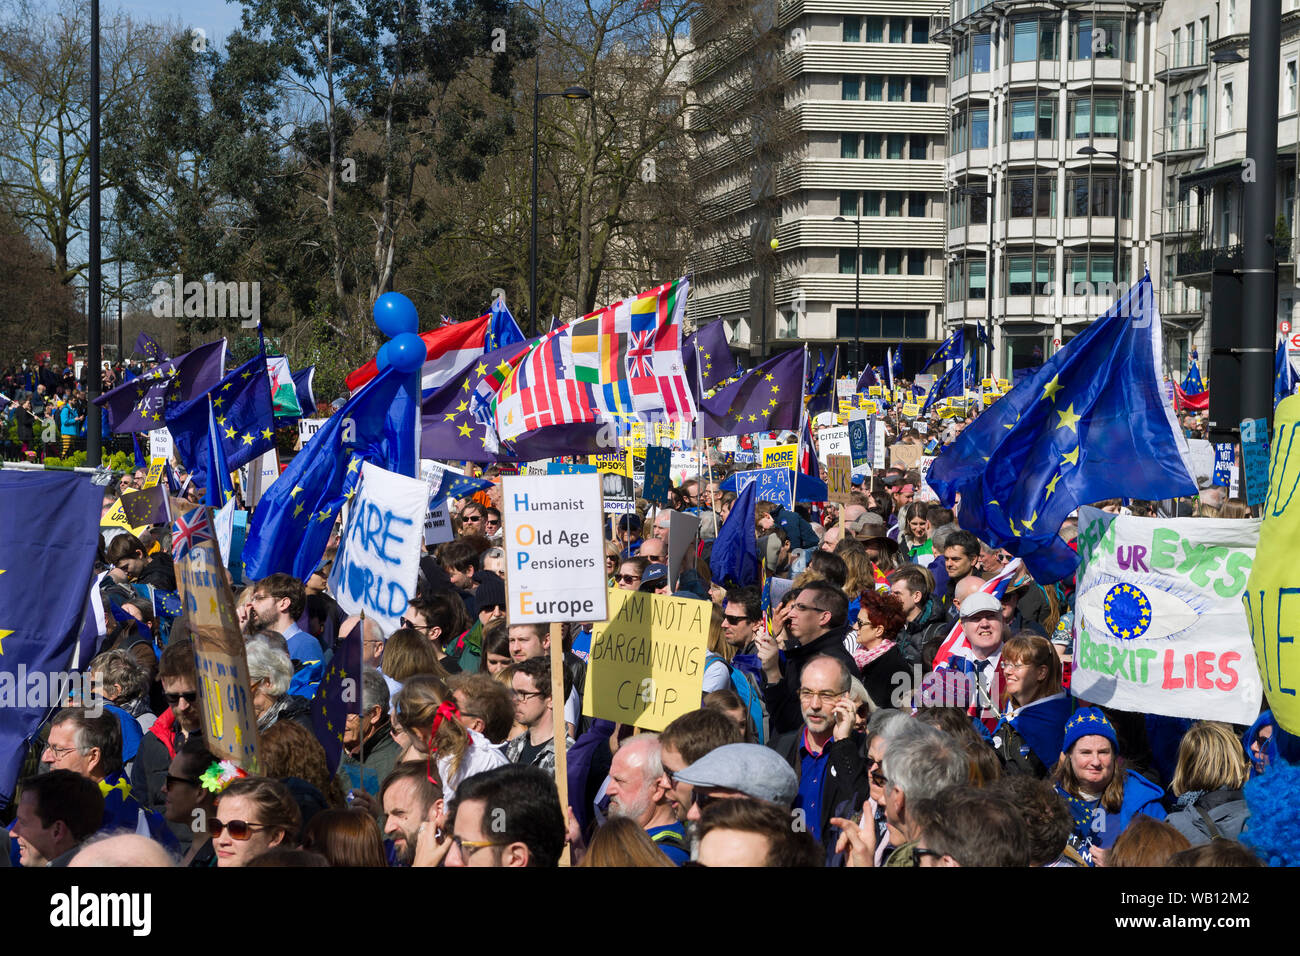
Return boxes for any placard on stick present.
[827,454,852,503]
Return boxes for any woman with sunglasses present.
[616,556,649,591]
[213,777,302,867]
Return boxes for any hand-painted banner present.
[328,462,426,634]
[731,467,792,508]
[1072,506,1262,724]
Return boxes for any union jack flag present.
[625,330,656,378]
[171,506,214,563]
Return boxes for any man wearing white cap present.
[954,591,1009,716]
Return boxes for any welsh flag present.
[267,355,302,418]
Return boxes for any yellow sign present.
[762,443,798,471]
[939,406,966,419]
[590,451,631,477]
[901,403,920,418]
[980,378,995,389]
[1246,395,1300,733]
[145,458,166,488]
[997,378,1011,389]
[862,400,879,414]
[583,589,709,731]
[867,385,882,397]
[102,498,134,532]
[827,454,852,504]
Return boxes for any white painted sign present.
[423,500,455,546]
[816,425,849,467]
[298,418,326,448]
[149,428,173,462]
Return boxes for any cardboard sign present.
[827,454,852,504]
[916,455,939,502]
[328,463,427,635]
[670,449,700,485]
[148,428,173,462]
[297,418,327,449]
[666,509,702,590]
[1072,507,1262,725]
[761,443,797,472]
[583,589,710,731]
[890,444,922,470]
[1241,417,1269,507]
[424,500,455,546]
[816,425,849,467]
[171,505,259,771]
[642,446,672,505]
[732,467,792,507]
[503,474,608,623]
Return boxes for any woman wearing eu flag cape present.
[991,634,1070,779]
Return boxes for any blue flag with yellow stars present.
[857,363,878,391]
[926,273,1197,583]
[120,484,169,528]
[892,344,905,381]
[684,318,733,398]
[0,470,102,807]
[430,471,494,506]
[243,365,418,580]
[921,358,964,415]
[166,351,276,492]
[95,339,227,433]
[642,445,672,504]
[311,619,362,775]
[1182,349,1205,396]
[1275,339,1298,408]
[921,328,963,373]
[421,338,533,462]
[133,331,169,363]
[698,348,804,438]
[807,346,838,417]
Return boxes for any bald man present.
[70,833,176,867]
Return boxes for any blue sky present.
[116,0,244,46]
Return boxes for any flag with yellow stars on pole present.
[421,338,533,462]
[166,352,277,493]
[927,272,1198,582]
[698,348,804,439]
[311,618,362,774]
[0,470,102,807]
[684,317,733,400]
[94,339,227,433]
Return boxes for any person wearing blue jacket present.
[1053,707,1166,866]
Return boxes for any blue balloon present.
[373,292,419,338]
[388,332,427,374]
[376,341,393,371]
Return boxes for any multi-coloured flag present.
[266,355,302,418]
[95,340,227,433]
[421,339,533,462]
[171,505,215,563]
[698,348,804,438]
[493,277,695,442]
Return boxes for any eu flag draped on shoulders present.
[927,272,1198,582]
[243,365,418,581]
[698,347,804,438]
[166,352,276,493]
[0,470,102,807]
[922,328,963,372]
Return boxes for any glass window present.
[1036,255,1054,293]
[972,108,989,148]
[1287,60,1297,113]
[886,192,904,216]
[863,190,882,215]
[1125,16,1137,61]
[911,77,929,102]
[843,16,861,42]
[1036,174,1056,217]
[1095,18,1121,58]
[910,134,928,159]
[954,37,969,78]
[890,19,906,42]
[909,191,927,217]
[949,262,963,301]
[1072,17,1092,59]
[973,33,991,72]
[840,133,859,158]
[885,250,903,274]
[908,249,926,275]
[1070,97,1091,138]
[952,113,967,153]
[839,190,858,216]
[866,15,884,42]
[912,17,929,44]
[1069,255,1088,292]
[864,132,882,158]
[1010,98,1036,140]
[862,248,880,273]
[888,134,905,159]
[1040,18,1058,60]
[1095,97,1119,137]
[1123,97,1134,141]
[888,76,905,102]
[842,77,861,101]
[1091,256,1114,286]
[867,76,884,101]
[1013,19,1038,62]
[1068,175,1089,217]
[969,261,987,299]
[970,190,987,224]
[1039,98,1057,138]
[839,249,857,274]
[1223,82,1234,129]
[1009,176,1034,217]
[1008,256,1034,295]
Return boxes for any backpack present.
[706,652,770,745]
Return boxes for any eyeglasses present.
[797,689,843,704]
[165,774,200,789]
[400,617,431,631]
[616,574,641,585]
[723,613,749,625]
[461,514,482,523]
[480,604,505,615]
[911,846,944,866]
[870,770,887,788]
[451,835,505,860]
[511,689,545,702]
[792,602,828,615]
[165,691,198,705]
[43,742,81,759]
[484,518,500,526]
[211,819,275,841]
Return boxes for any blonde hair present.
[393,675,470,782]
[1171,721,1250,796]
[839,548,874,597]
[576,816,675,868]
[706,603,733,663]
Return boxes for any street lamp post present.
[1078,146,1123,290]
[833,214,862,374]
[530,64,591,337]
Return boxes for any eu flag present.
[856,363,878,391]
[1275,339,1297,408]
[922,329,963,372]
[134,332,168,363]
[698,348,804,438]
[311,620,361,775]
[0,471,102,807]
[421,338,533,462]
[891,344,905,381]
[119,484,170,528]
[684,318,733,397]
[243,365,418,580]
[921,359,964,415]
[95,340,227,433]
[708,478,759,588]
[926,273,1197,582]
[1182,351,1206,396]
[166,352,276,490]
[292,365,317,417]
[807,346,838,416]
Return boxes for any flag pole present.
[796,345,809,494]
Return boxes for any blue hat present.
[1062,707,1118,754]
[851,474,865,486]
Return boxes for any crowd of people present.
[0,358,148,461]
[0,382,1287,870]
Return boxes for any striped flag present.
[930,558,1023,668]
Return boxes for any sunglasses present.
[723,613,749,625]
[165,691,198,705]
[210,819,274,840]
[166,774,200,789]
[400,617,431,631]
[616,574,641,585]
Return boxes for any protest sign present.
[836,378,855,399]
[1072,507,1262,725]
[297,418,326,450]
[915,420,928,435]
[583,589,709,731]
[171,505,259,771]
[1185,439,1214,486]
[424,500,454,546]
[1213,443,1234,489]
[733,448,758,464]
[600,471,636,514]
[1245,395,1300,733]
[867,385,882,397]
[826,454,852,504]
[591,451,631,476]
[861,399,879,414]
[144,458,166,488]
[872,419,887,469]
[901,403,919,418]
[670,449,700,485]
[916,455,939,502]
[503,474,608,623]
[642,446,672,505]
[762,443,797,472]
[847,416,870,468]
[1241,417,1269,507]
[816,425,849,468]
[148,428,173,462]
[547,461,597,475]
[732,467,792,508]
[328,463,426,635]
[666,510,701,589]
[242,448,281,508]
[890,444,922,471]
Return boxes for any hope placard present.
[1072,507,1262,725]
[328,462,426,635]
[583,588,709,731]
[503,474,608,623]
